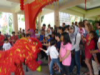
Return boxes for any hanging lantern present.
[85,0,87,10]
[20,0,24,10]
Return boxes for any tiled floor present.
[12,58,88,75]
[25,65,49,75]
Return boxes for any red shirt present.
[0,35,5,46]
[85,35,96,59]
[11,35,19,45]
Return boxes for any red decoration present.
[24,0,58,31]
[0,37,42,75]
[85,0,87,10]
[20,0,24,10]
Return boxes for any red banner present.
[24,0,58,31]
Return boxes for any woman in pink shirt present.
[60,32,72,75]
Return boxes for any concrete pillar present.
[13,13,18,33]
[54,7,60,27]
[38,14,42,30]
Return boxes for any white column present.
[54,9,60,27]
[12,13,18,33]
[38,14,41,30]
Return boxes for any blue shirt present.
[40,35,44,41]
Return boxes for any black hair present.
[4,39,8,42]
[26,33,31,37]
[64,25,70,31]
[55,33,60,38]
[62,32,71,45]
[58,27,62,30]
[50,40,56,46]
[90,31,97,39]
[96,21,100,26]
[43,24,46,26]
[48,35,52,38]
[12,31,15,34]
[22,33,25,37]
[48,24,51,27]
[23,29,25,31]
[0,31,1,33]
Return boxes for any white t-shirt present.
[3,43,12,51]
[70,33,81,51]
[45,45,59,59]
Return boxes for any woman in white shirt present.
[69,26,81,75]
[40,40,62,75]
[3,39,12,51]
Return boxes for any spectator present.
[55,33,61,52]
[22,29,25,34]
[90,32,100,75]
[39,30,45,42]
[0,31,5,50]
[95,22,100,37]
[11,31,18,45]
[79,22,85,36]
[46,29,52,37]
[60,32,72,75]
[35,29,40,38]
[58,27,63,36]
[29,29,36,38]
[69,26,81,75]
[64,25,70,33]
[42,24,46,31]
[62,23,66,27]
[47,35,52,42]
[75,21,78,26]
[83,23,95,75]
[72,22,75,26]
[21,33,25,38]
[40,40,62,75]
[3,39,12,51]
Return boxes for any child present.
[47,35,52,42]
[40,40,62,75]
[60,32,72,75]
[85,31,96,75]
[90,37,100,75]
[3,39,12,51]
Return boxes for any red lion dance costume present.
[0,37,42,75]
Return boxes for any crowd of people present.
[38,20,100,75]
[0,20,100,75]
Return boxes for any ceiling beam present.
[61,9,84,17]
[7,0,20,3]
[0,7,13,13]
[85,8,100,18]
[69,6,86,14]
[59,0,91,11]
[41,9,53,16]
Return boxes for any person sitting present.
[3,39,12,51]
